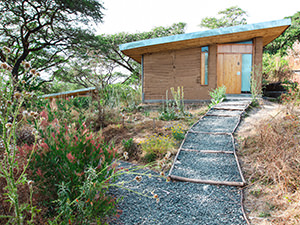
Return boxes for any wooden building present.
[120,19,291,102]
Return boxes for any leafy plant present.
[171,124,186,141]
[209,86,226,108]
[140,134,176,161]
[281,80,300,112]
[29,108,118,222]
[262,53,292,82]
[0,61,40,224]
[159,88,189,121]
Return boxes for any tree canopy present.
[54,23,187,88]
[0,0,104,88]
[200,6,248,29]
[264,11,300,55]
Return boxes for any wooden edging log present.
[205,114,241,117]
[189,130,232,136]
[170,175,245,187]
[180,148,234,154]
[212,107,246,111]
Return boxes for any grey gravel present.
[182,133,234,151]
[172,151,243,182]
[191,116,240,133]
[110,162,246,225]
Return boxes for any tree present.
[200,6,248,29]
[0,0,104,88]
[55,23,187,88]
[264,11,300,55]
[95,22,187,84]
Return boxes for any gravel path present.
[172,151,243,182]
[182,133,234,151]
[191,116,240,133]
[110,163,246,225]
[111,99,251,225]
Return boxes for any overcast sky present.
[96,0,298,35]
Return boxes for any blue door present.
[241,54,252,92]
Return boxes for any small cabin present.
[120,19,291,102]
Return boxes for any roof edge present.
[119,19,291,51]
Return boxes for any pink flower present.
[67,152,75,163]
[37,168,42,176]
[40,142,49,151]
[40,110,48,120]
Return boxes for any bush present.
[140,134,175,161]
[263,53,292,82]
[30,109,118,223]
[171,124,186,141]
[281,80,300,107]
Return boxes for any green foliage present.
[122,138,137,157]
[264,11,300,55]
[30,108,118,223]
[102,84,142,112]
[200,6,248,29]
[95,23,186,84]
[0,0,104,85]
[0,67,39,224]
[171,124,186,141]
[209,86,226,108]
[262,53,291,82]
[140,135,175,160]
[159,88,190,121]
[281,80,300,106]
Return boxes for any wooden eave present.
[120,19,291,63]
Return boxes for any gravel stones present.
[191,116,240,133]
[182,133,234,152]
[172,151,243,182]
[111,164,246,225]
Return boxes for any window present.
[200,46,208,85]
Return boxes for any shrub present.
[30,110,118,223]
[263,53,292,82]
[122,138,137,157]
[281,80,300,108]
[171,124,186,141]
[140,134,176,161]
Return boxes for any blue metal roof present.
[41,87,96,99]
[120,19,291,51]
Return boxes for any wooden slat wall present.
[217,44,252,54]
[143,47,216,100]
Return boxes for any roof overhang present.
[120,19,291,63]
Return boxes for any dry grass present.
[239,110,300,224]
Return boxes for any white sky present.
[96,0,298,35]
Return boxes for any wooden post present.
[252,37,263,95]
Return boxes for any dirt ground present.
[102,105,208,165]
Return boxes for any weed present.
[258,211,271,218]
[209,86,226,108]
